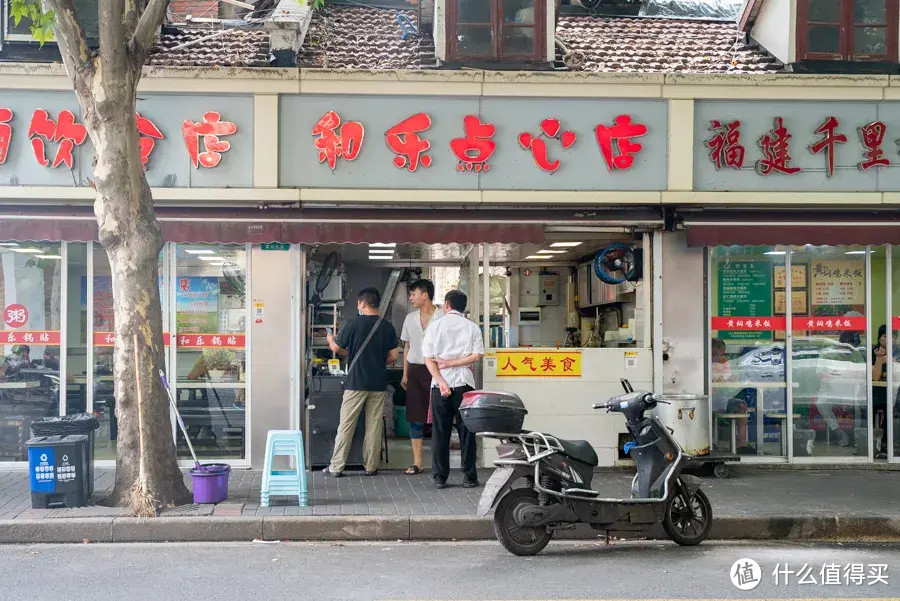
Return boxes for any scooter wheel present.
[493,489,553,556]
[662,488,713,546]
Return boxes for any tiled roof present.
[556,16,781,73]
[145,6,781,74]
[148,27,271,68]
[296,5,437,69]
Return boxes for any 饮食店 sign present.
[0,90,253,189]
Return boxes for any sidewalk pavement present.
[1,466,898,543]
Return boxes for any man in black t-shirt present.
[324,287,399,476]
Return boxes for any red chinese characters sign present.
[703,112,900,180]
[0,105,238,171]
[312,111,364,170]
[494,350,582,377]
[176,333,246,349]
[518,118,577,173]
[0,330,61,345]
[94,332,172,347]
[385,113,432,172]
[182,112,237,169]
[711,316,867,331]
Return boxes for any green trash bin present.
[394,406,409,438]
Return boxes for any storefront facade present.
[0,66,897,468]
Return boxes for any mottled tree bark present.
[43,0,190,508]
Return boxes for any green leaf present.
[9,0,28,26]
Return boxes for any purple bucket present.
[190,463,231,504]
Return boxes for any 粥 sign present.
[3,304,28,329]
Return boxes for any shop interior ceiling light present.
[369,243,397,248]
[368,249,395,254]
[369,255,393,260]
[198,255,224,261]
[0,242,20,247]
[550,242,583,248]
[11,248,44,254]
[845,250,868,255]
[524,255,546,260]
[537,249,566,254]
[35,254,62,260]
[764,251,787,255]
[185,249,216,255]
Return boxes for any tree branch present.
[130,0,169,63]
[41,0,92,85]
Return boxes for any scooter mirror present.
[620,378,634,393]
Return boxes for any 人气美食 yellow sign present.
[495,350,582,377]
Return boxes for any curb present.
[1,515,899,544]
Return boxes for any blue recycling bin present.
[26,435,90,509]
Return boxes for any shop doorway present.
[302,233,651,472]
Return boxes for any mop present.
[130,334,157,517]
[160,369,201,470]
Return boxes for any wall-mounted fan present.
[593,243,642,285]
[310,251,339,307]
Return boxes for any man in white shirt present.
[422,289,484,489]
[400,279,443,475]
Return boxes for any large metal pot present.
[655,394,710,456]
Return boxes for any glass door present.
[889,245,898,463]
[790,245,868,461]
[708,246,788,460]
[173,244,248,462]
[0,242,63,463]
[88,243,169,463]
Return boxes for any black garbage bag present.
[31,413,99,437]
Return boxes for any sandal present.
[404,465,422,475]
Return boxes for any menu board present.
[774,264,808,289]
[810,260,864,307]
[717,261,773,340]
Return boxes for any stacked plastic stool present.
[260,430,308,508]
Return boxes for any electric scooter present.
[464,379,712,556]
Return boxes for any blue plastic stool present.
[260,430,308,508]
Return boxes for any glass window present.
[502,28,535,56]
[808,25,842,53]
[855,0,886,23]
[503,0,535,24]
[791,245,867,459]
[0,242,62,462]
[809,0,841,21]
[175,244,247,460]
[457,26,493,58]
[854,26,887,55]
[65,243,87,416]
[89,245,167,461]
[874,245,899,461]
[709,246,787,458]
[458,0,490,23]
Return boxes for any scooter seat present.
[559,439,599,467]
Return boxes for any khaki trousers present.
[328,389,386,473]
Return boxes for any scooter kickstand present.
[605,531,611,546]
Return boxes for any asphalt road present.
[0,540,897,600]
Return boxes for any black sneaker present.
[462,478,480,489]
[434,479,448,489]
[322,467,344,478]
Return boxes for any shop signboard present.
[176,277,219,333]
[280,96,668,191]
[493,349,582,377]
[0,91,253,188]
[695,100,900,192]
[716,261,773,340]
